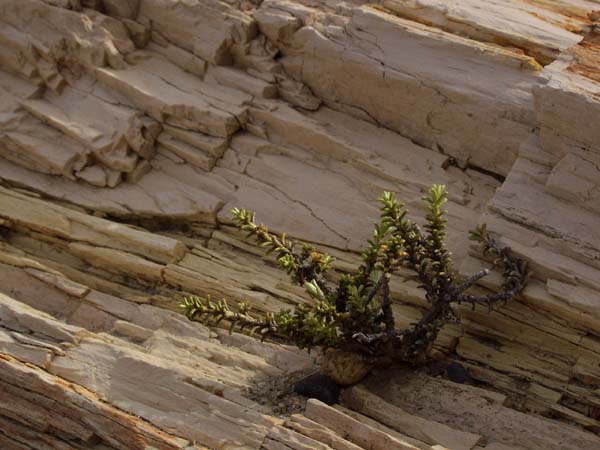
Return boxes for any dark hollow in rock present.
[294,373,341,405]
[445,362,473,384]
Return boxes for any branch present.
[422,185,453,288]
[352,328,403,346]
[452,269,490,294]
[179,295,276,338]
[381,275,395,331]
[455,289,519,311]
[365,274,385,306]
[232,207,334,294]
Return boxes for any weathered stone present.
[103,0,139,20]
[76,165,108,187]
[95,63,243,138]
[285,415,363,450]
[255,1,302,44]
[278,5,541,175]
[111,320,153,342]
[0,354,198,450]
[341,385,482,450]
[157,133,216,171]
[24,268,90,298]
[0,292,83,344]
[208,66,278,99]
[0,330,53,368]
[1,1,600,447]
[0,187,186,263]
[304,399,422,450]
[381,0,584,65]
[139,0,257,65]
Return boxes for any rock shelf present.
[1,1,600,449]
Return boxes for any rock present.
[138,0,256,65]
[365,367,600,450]
[157,133,216,171]
[278,5,541,175]
[76,165,107,187]
[1,128,87,180]
[111,319,153,342]
[0,330,53,368]
[103,0,139,20]
[95,62,244,138]
[381,0,583,65]
[0,292,83,344]
[126,159,152,183]
[341,385,483,450]
[146,41,207,77]
[255,4,302,44]
[67,242,165,282]
[265,424,332,450]
[0,0,133,84]
[0,353,199,450]
[208,65,279,99]
[304,399,423,450]
[285,414,364,450]
[23,268,90,298]
[1,1,600,447]
[278,78,322,110]
[123,18,151,47]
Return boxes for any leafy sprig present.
[232,207,333,294]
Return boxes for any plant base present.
[318,349,375,386]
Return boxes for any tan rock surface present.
[1,1,600,449]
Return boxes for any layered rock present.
[1,0,600,449]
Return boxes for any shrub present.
[180,185,528,379]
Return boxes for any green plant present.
[180,185,529,365]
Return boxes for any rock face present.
[1,1,600,449]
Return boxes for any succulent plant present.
[180,185,529,377]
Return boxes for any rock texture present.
[1,1,600,449]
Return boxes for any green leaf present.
[304,280,325,300]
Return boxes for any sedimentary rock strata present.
[1,1,600,449]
